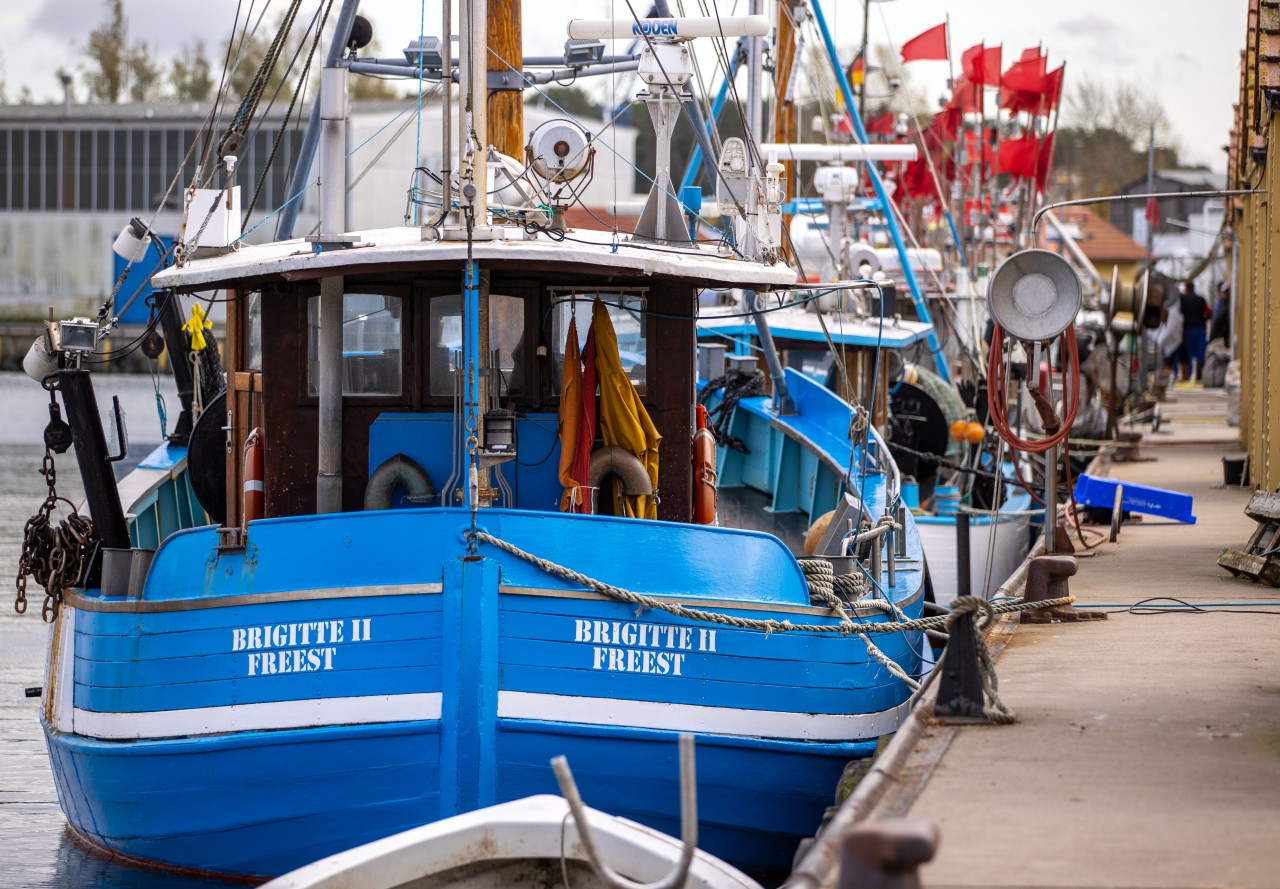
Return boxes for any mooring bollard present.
[1022,554,1106,623]
[837,818,939,889]
[933,598,986,721]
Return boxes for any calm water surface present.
[0,371,239,887]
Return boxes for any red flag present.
[1145,196,1161,229]
[901,23,948,63]
[1000,89,1041,114]
[961,43,984,83]
[1001,54,1047,95]
[948,74,981,113]
[996,135,1037,178]
[1044,65,1065,112]
[929,104,962,143]
[866,111,897,136]
[1020,46,1042,63]
[962,44,1002,87]
[1034,131,1056,191]
[982,46,1003,87]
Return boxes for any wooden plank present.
[1219,548,1264,578]
[233,372,264,393]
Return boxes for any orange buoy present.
[692,404,717,524]
[964,422,985,444]
[950,419,969,441]
[243,427,264,525]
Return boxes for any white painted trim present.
[72,692,442,741]
[45,606,76,732]
[497,691,908,742]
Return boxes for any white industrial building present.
[0,93,641,320]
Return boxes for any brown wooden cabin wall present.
[256,270,697,523]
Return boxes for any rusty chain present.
[15,450,95,622]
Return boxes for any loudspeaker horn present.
[986,249,1082,342]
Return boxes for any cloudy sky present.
[1,0,1246,171]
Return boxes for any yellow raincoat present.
[557,316,585,511]
[591,299,662,518]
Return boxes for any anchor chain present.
[16,396,96,620]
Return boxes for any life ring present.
[364,455,436,510]
[587,446,653,513]
[692,404,717,524]
[242,427,264,525]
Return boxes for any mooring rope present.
[473,531,1063,722]
[473,531,1072,639]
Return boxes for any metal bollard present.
[837,818,939,889]
[1022,554,1106,623]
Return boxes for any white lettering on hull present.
[573,618,714,675]
[231,618,373,677]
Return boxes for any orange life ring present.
[242,427,264,525]
[692,404,717,524]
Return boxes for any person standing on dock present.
[1176,282,1210,381]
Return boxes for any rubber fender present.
[364,454,436,510]
[588,446,653,496]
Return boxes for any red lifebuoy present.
[692,404,717,524]
[243,427,264,525]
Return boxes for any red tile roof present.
[1049,206,1146,263]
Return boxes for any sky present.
[0,0,1247,172]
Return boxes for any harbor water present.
[0,371,234,887]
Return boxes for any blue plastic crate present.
[1073,473,1196,524]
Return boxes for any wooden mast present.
[773,1,803,259]
[487,0,523,157]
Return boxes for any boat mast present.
[744,0,796,415]
[487,0,523,157]
[278,1,363,240]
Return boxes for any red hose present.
[986,324,1080,453]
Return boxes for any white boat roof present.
[698,304,934,349]
[153,225,798,292]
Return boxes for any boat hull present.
[42,507,923,878]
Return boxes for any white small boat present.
[261,795,763,889]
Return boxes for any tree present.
[128,44,163,103]
[1060,76,1180,155]
[1054,77,1184,203]
[172,41,215,102]
[83,0,127,103]
[526,85,604,119]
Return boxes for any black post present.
[933,609,986,720]
[58,370,130,552]
[158,292,196,444]
[935,513,985,719]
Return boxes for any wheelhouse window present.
[551,290,648,395]
[306,293,403,396]
[246,291,263,370]
[427,293,525,399]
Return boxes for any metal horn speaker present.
[986,249,1082,342]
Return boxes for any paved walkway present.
[876,393,1280,889]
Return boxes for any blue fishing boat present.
[22,4,928,881]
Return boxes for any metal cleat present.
[837,818,939,889]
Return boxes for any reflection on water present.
[0,373,239,887]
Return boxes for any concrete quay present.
[863,391,1280,888]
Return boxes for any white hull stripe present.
[67,692,905,744]
[497,691,909,742]
[71,693,442,741]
